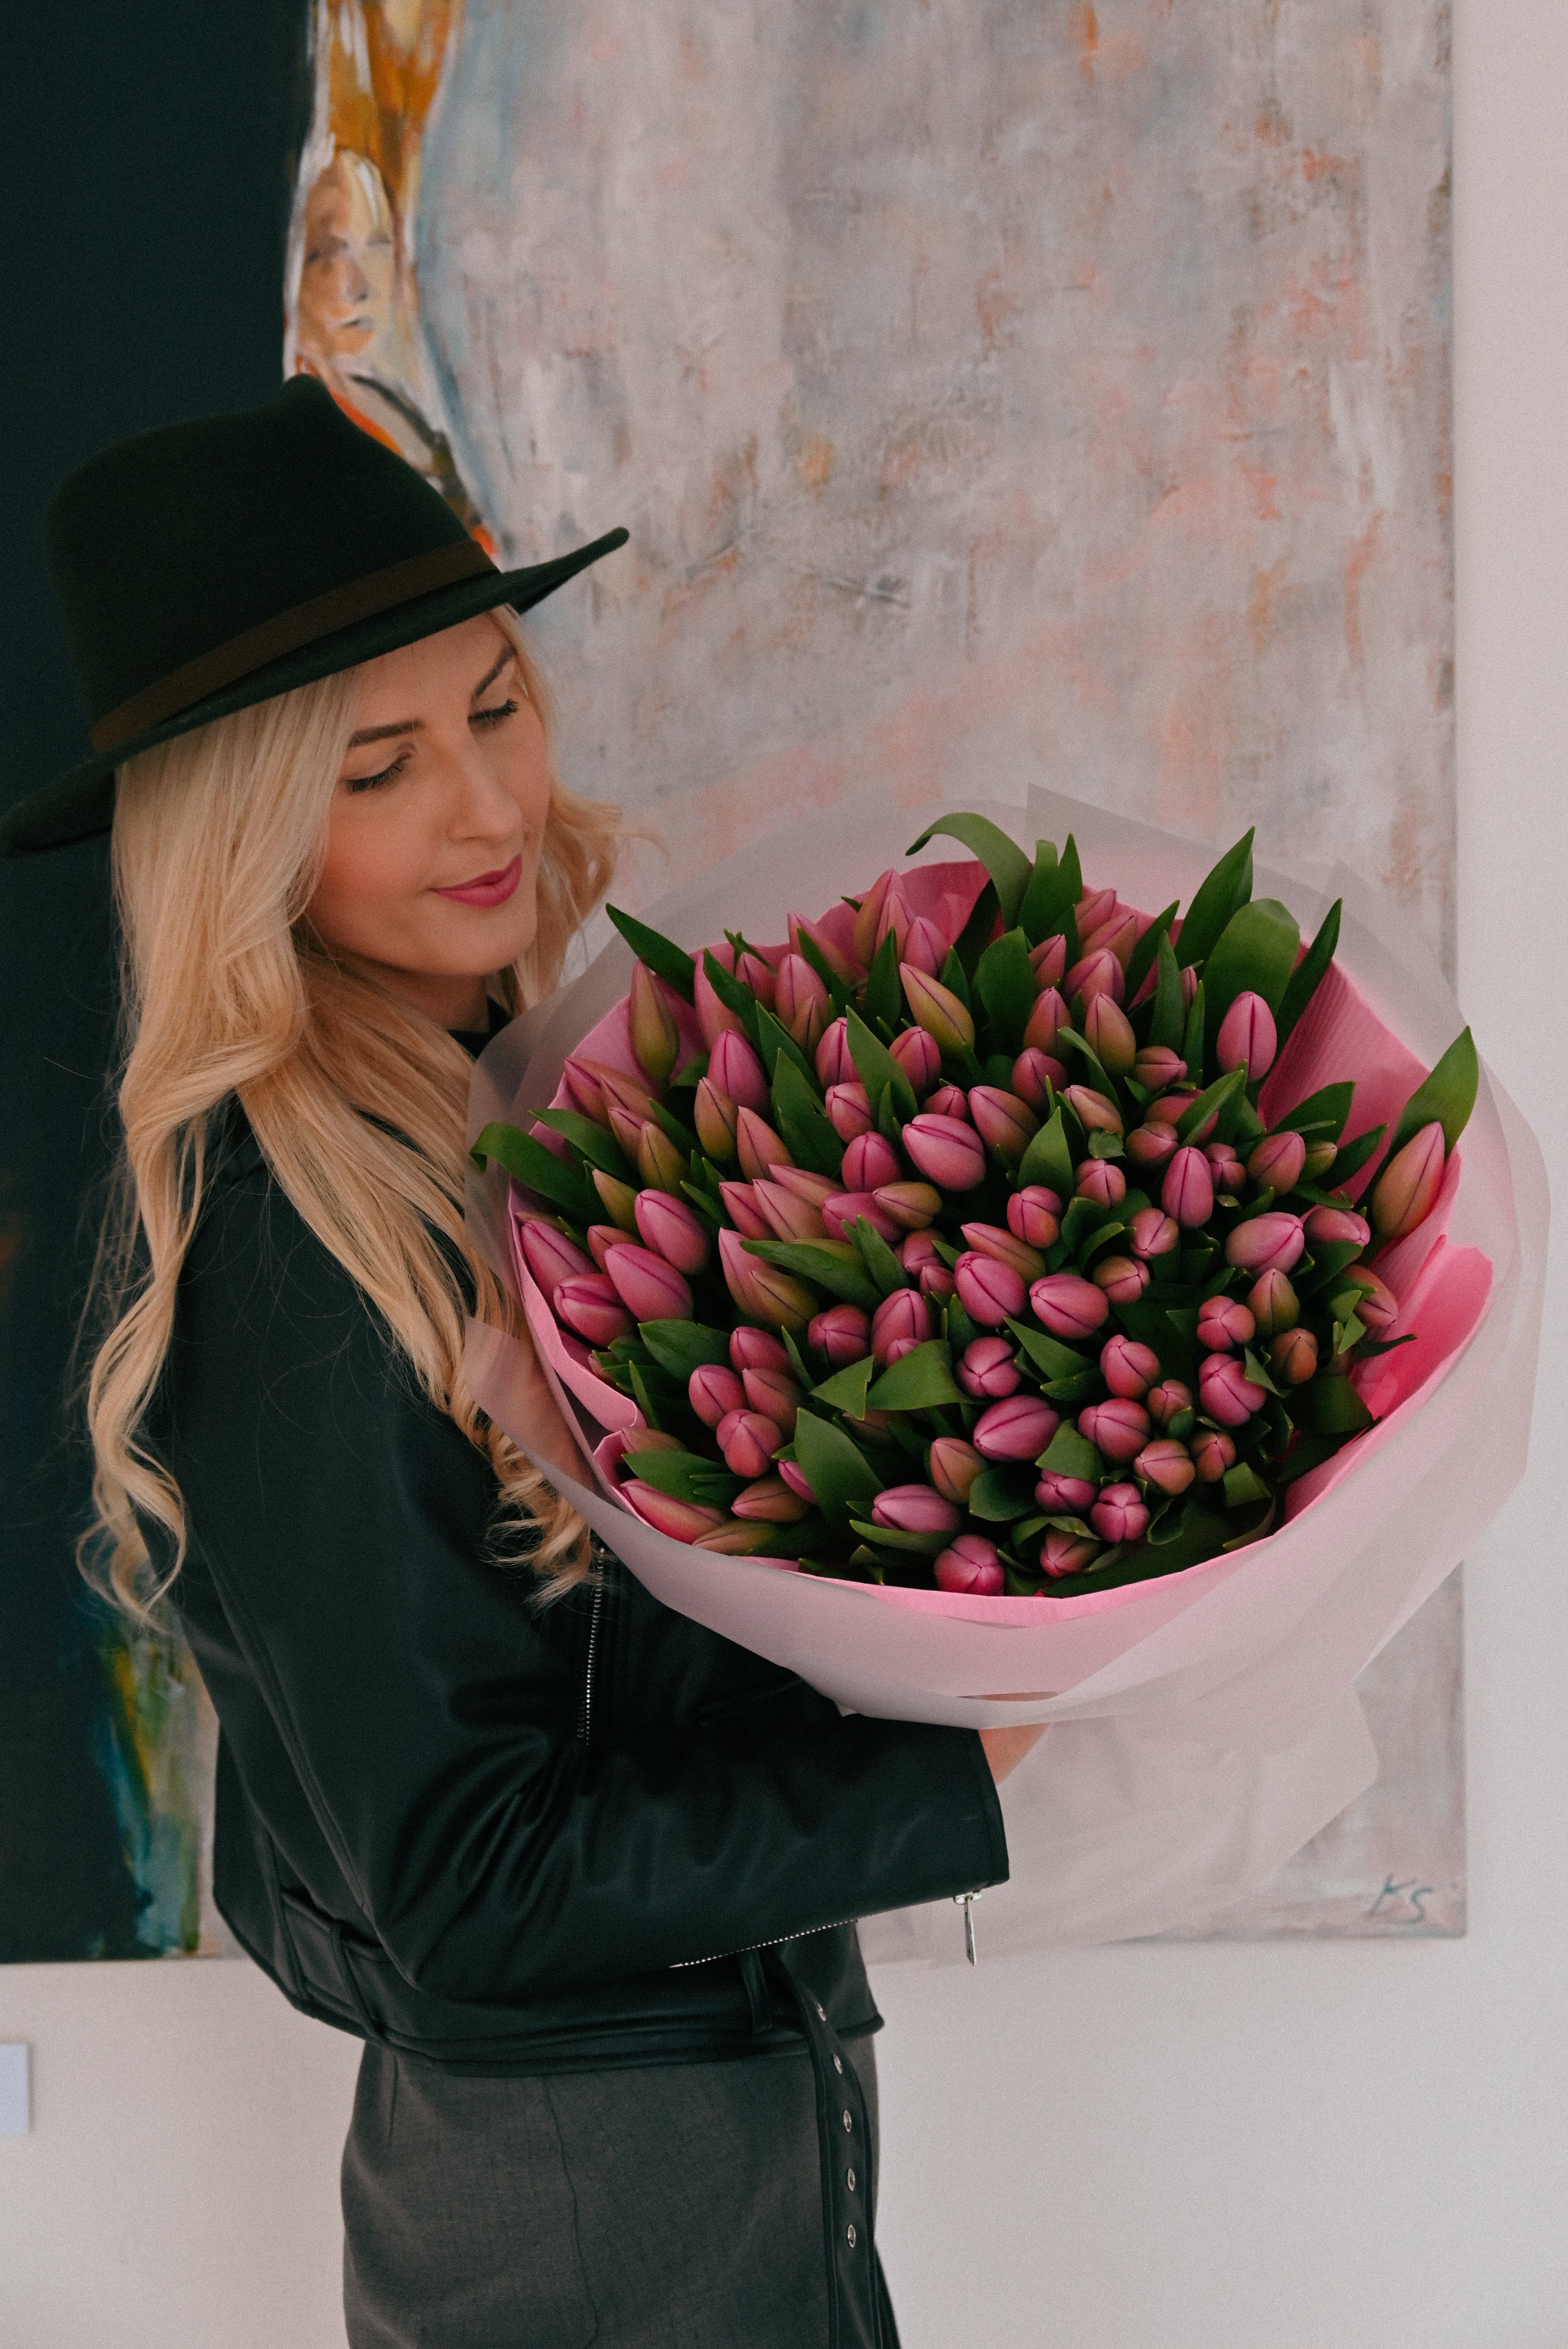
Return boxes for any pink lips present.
[433,853,522,908]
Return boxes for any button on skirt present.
[341,2034,899,2349]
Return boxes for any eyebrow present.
[345,645,517,747]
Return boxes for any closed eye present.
[345,747,412,793]
[471,696,520,728]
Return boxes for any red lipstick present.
[433,853,523,909]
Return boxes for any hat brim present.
[0,527,628,857]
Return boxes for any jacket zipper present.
[578,1568,605,1747]
[670,1915,864,1970]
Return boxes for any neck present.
[322,946,490,1032]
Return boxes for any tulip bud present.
[956,1336,1022,1399]
[1204,1144,1246,1193]
[741,1365,803,1432]
[873,1484,962,1537]
[956,1250,1027,1327]
[775,952,829,1052]
[901,966,976,1054]
[1008,1186,1063,1249]
[694,1078,740,1162]
[874,881,913,962]
[730,1474,812,1525]
[842,1131,903,1192]
[1196,1294,1256,1352]
[1091,1483,1149,1544]
[634,1189,712,1275]
[1197,1354,1266,1426]
[582,1223,621,1272]
[1011,1047,1066,1112]
[1145,1378,1193,1428]
[822,1191,903,1245]
[776,1167,840,1214]
[935,1535,1005,1595]
[694,959,745,1048]
[1191,1428,1236,1482]
[730,1327,790,1376]
[902,1113,987,1191]
[875,1180,943,1231]
[1023,986,1070,1056]
[1161,1146,1215,1229]
[716,1409,785,1479]
[809,1302,872,1366]
[1029,1272,1110,1342]
[777,1457,818,1505]
[1100,1336,1161,1399]
[1353,1271,1399,1336]
[736,1107,793,1182]
[689,1363,747,1428]
[1074,1159,1126,1208]
[604,1243,693,1324]
[790,911,862,988]
[736,949,777,1008]
[851,871,896,968]
[973,1395,1060,1461]
[563,1057,612,1124]
[1246,1130,1307,1193]
[555,1274,635,1346]
[1132,1047,1187,1091]
[901,914,950,978]
[630,962,681,1086]
[1223,1211,1305,1274]
[753,1180,829,1242]
[718,1228,812,1330]
[1035,1468,1098,1513]
[961,1221,1047,1283]
[1304,1204,1371,1249]
[1146,1093,1189,1126]
[709,1030,769,1114]
[1302,1140,1339,1179]
[1029,935,1067,986]
[1075,885,1117,936]
[925,1083,970,1120]
[1091,1254,1149,1304]
[1083,992,1137,1075]
[518,1220,594,1297]
[1064,948,1124,1003]
[1270,1327,1318,1385]
[1247,1269,1299,1337]
[929,1437,987,1504]
[889,1024,943,1096]
[826,1081,875,1141]
[637,1120,688,1194]
[1128,1207,1180,1260]
[607,1104,648,1163]
[1216,991,1277,1081]
[1134,1439,1196,1498]
[814,1016,854,1089]
[968,1087,1039,1167]
[870,1288,933,1364]
[1040,1529,1099,1578]
[622,1481,726,1541]
[1082,908,1142,972]
[1078,1398,1150,1462]
[718,1181,773,1239]
[1126,1122,1180,1172]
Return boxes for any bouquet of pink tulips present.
[473,814,1479,1602]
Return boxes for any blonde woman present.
[4,378,1037,2348]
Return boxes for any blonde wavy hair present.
[81,606,620,1627]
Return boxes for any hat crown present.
[45,377,472,729]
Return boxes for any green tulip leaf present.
[1016,1104,1075,1196]
[1201,898,1301,1051]
[744,1237,880,1311]
[847,1217,910,1299]
[844,1005,919,1121]
[1017,834,1083,956]
[1175,830,1255,971]
[604,906,697,1003]
[953,879,1002,977]
[811,1354,876,1416]
[623,1447,741,1508]
[1327,1123,1385,1185]
[636,1320,733,1380]
[771,1051,844,1179]
[1123,902,1181,1005]
[906,812,1033,927]
[1221,1460,1272,1510]
[1387,1026,1479,1159]
[1181,978,1207,1082]
[1004,1318,1092,1382]
[792,1408,885,1525]
[529,1106,637,1185]
[966,1467,1040,1522]
[1289,1374,1374,1436]
[973,928,1038,1056]
[1172,1062,1246,1145]
[700,948,762,1043]
[1272,1081,1356,1142]
[865,1339,963,1412]
[849,1517,951,1556]
[1148,930,1186,1053]
[469,1122,597,1225]
[1037,1422,1103,1482]
[1274,897,1342,1052]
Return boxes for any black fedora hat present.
[0,376,628,857]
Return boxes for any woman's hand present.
[978,1723,1048,1785]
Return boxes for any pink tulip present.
[1029,935,1067,986]
[1035,1467,1098,1512]
[790,911,861,987]
[815,1016,855,1088]
[774,953,829,1052]
[730,1474,812,1525]
[1224,1212,1305,1274]
[1204,1144,1246,1192]
[1075,886,1117,937]
[876,1180,943,1231]
[935,1535,1005,1595]
[809,1302,872,1366]
[731,1327,790,1376]
[901,966,975,1054]
[1008,1186,1063,1249]
[1303,1141,1339,1179]
[689,1363,746,1429]
[630,962,681,1086]
[1162,1146,1214,1229]
[743,1365,804,1431]
[1126,1122,1180,1172]
[1150,1091,1213,1139]
[1132,1047,1186,1091]
[709,1030,769,1113]
[1354,1272,1400,1336]
[889,1024,943,1096]
[775,1166,840,1212]
[694,1078,740,1162]
[1270,1327,1319,1385]
[1305,1204,1371,1249]
[636,1120,687,1194]
[753,1180,828,1243]
[1197,1294,1256,1352]
[898,1229,942,1280]
[604,1243,693,1324]
[736,1108,793,1181]
[717,1229,814,1331]
[716,1409,785,1479]
[519,1220,594,1297]
[969,1088,1040,1167]
[1062,1085,1123,1135]
[957,1336,1022,1399]
[1040,1529,1099,1578]
[586,1223,625,1271]
[1082,908,1142,973]
[1074,1159,1126,1208]
[822,1191,903,1245]
[563,1057,611,1124]
[736,949,777,1008]
[1023,986,1070,1056]
[555,1274,635,1346]
[1135,1439,1196,1497]
[842,1131,903,1192]
[961,1222,1046,1282]
[973,1395,1060,1462]
[1128,1207,1180,1260]
[1191,1429,1236,1482]
[622,1482,726,1541]
[1078,1398,1150,1462]
[929,1437,987,1504]
[695,959,746,1047]
[875,882,913,961]
[903,1113,987,1190]
[952,1251,1024,1328]
[1091,1254,1149,1304]
[777,1457,817,1505]
[873,1484,961,1536]
[901,915,950,978]
[851,870,897,969]
[1011,1048,1066,1112]
[871,1288,933,1364]
[1083,993,1137,1075]
[1198,1354,1266,1425]
[1216,991,1277,1080]
[1247,1269,1300,1336]
[1247,1130,1307,1192]
[1029,1273,1110,1342]
[826,1081,875,1141]
[925,1083,970,1120]
[1064,948,1123,1003]
[719,1181,773,1239]
[1091,1484,1149,1544]
[1100,1336,1161,1399]
[1145,1379,1193,1427]
[634,1190,712,1274]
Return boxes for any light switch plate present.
[0,2044,30,2135]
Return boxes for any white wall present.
[3,5,1563,2342]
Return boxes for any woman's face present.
[307,612,552,1029]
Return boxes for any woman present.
[4,377,1041,2347]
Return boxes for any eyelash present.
[346,697,522,792]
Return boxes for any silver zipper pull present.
[954,1890,982,1965]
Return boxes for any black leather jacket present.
[153,1106,1009,2078]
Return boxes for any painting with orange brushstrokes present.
[208,0,1449,1948]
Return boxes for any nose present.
[445,727,525,846]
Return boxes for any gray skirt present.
[341,2034,897,2349]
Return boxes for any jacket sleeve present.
[160,1160,1008,2006]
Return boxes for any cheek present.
[314,800,433,938]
